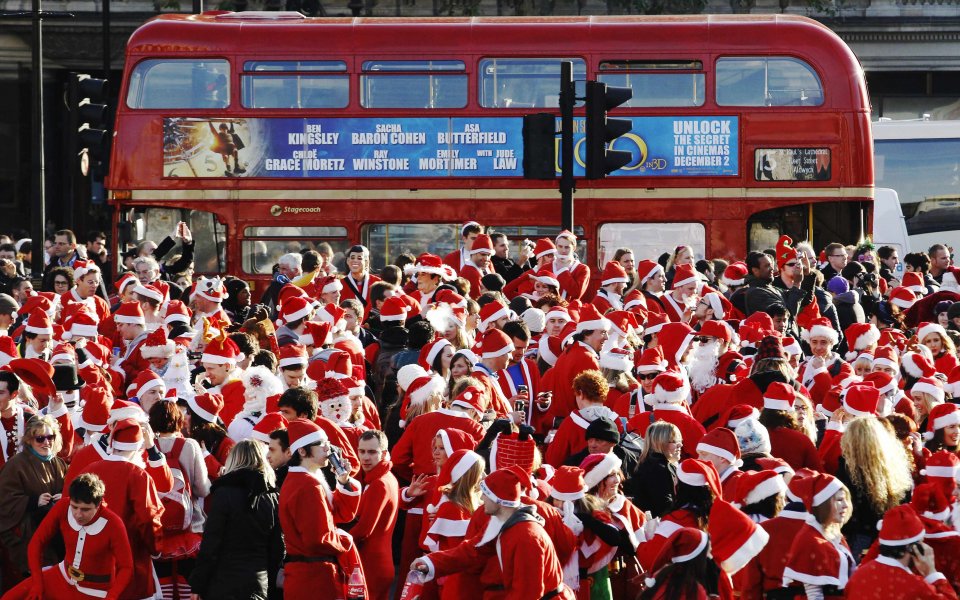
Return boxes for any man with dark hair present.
[490,233,533,283]
[904,252,939,295]
[877,245,901,285]
[267,429,292,488]
[443,221,484,275]
[496,320,548,431]
[4,473,133,600]
[820,242,847,281]
[277,387,319,421]
[46,229,84,273]
[929,243,952,283]
[250,348,278,371]
[228,331,259,371]
[351,429,399,600]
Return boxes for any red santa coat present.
[502,271,536,301]
[628,405,705,460]
[818,426,844,475]
[460,263,486,300]
[78,455,164,600]
[782,519,855,595]
[64,288,111,323]
[217,378,246,428]
[607,493,647,554]
[279,467,362,600]
[424,497,474,599]
[720,467,745,501]
[340,272,382,318]
[737,509,808,600]
[443,248,470,276]
[547,342,601,422]
[636,508,700,571]
[689,383,736,430]
[496,358,549,433]
[590,289,621,315]
[16,500,133,600]
[860,517,960,593]
[845,555,957,600]
[544,406,620,467]
[660,293,688,323]
[768,426,823,472]
[392,408,484,481]
[118,335,151,391]
[554,261,590,302]
[472,366,513,418]
[63,435,174,494]
[353,459,399,600]
[424,506,574,600]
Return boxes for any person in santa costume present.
[798,313,843,409]
[696,427,745,500]
[731,470,787,524]
[111,301,150,390]
[274,296,313,348]
[2,473,132,600]
[459,234,495,300]
[687,320,732,399]
[660,264,699,323]
[408,254,458,315]
[226,365,283,443]
[191,276,232,332]
[76,417,165,600]
[640,527,720,599]
[278,418,363,600]
[552,230,590,302]
[628,370,704,460]
[546,304,608,421]
[64,260,110,322]
[845,503,957,600]
[610,346,666,421]
[758,381,823,471]
[471,328,521,418]
[349,429,398,600]
[340,245,381,317]
[782,472,855,599]
[545,370,619,467]
[496,320,553,434]
[182,392,235,482]
[442,221,485,276]
[924,402,960,454]
[277,343,309,390]
[591,262,629,315]
[708,499,771,600]
[197,334,246,427]
[918,321,960,377]
[314,378,366,452]
[413,467,575,600]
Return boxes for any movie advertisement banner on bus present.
[161,116,738,179]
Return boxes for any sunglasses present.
[784,262,798,267]
[637,372,659,381]
[693,336,712,343]
[34,434,56,444]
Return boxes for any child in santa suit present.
[844,504,957,600]
[422,450,485,599]
[544,370,621,467]
[3,473,133,600]
[75,418,165,600]
[279,418,364,600]
[350,430,399,600]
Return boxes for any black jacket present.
[189,468,284,600]
[630,452,677,518]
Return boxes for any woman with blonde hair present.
[0,415,66,582]
[837,415,913,559]
[665,245,696,288]
[917,322,960,375]
[633,421,681,518]
[190,439,282,600]
[422,449,484,599]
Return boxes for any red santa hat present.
[708,500,770,574]
[62,308,100,341]
[559,321,578,348]
[399,373,445,426]
[925,403,960,441]
[50,343,77,365]
[912,482,952,522]
[164,300,192,325]
[114,272,138,295]
[599,347,633,372]
[861,371,897,396]
[804,316,837,345]
[877,504,925,546]
[437,449,483,488]
[872,345,899,372]
[408,254,457,282]
[24,311,53,336]
[20,294,54,318]
[478,301,510,332]
[278,296,312,326]
[734,470,787,508]
[437,427,476,456]
[843,323,880,361]
[449,385,485,416]
[717,351,748,384]
[475,329,514,360]
[841,383,880,417]
[634,346,667,375]
[917,322,949,345]
[251,412,289,444]
[946,366,960,397]
[418,338,452,372]
[108,399,146,426]
[300,321,332,347]
[912,376,945,404]
[901,271,926,295]
[140,327,176,359]
[480,468,523,508]
[187,392,224,424]
[696,428,742,467]
[644,528,709,587]
[110,417,143,452]
[396,364,428,393]
[879,329,908,352]
[658,322,695,367]
[701,292,731,321]
[676,459,722,499]
[889,286,917,309]
[754,457,795,478]
[671,264,698,289]
[763,381,796,412]
[316,275,343,296]
[774,235,798,270]
[114,301,146,326]
[533,238,556,259]
[72,259,100,281]
[201,336,242,366]
[722,262,748,287]
[599,261,629,287]
[549,465,587,502]
[790,472,844,512]
[921,449,960,481]
[133,284,164,305]
[278,343,309,369]
[433,289,467,309]
[287,418,328,453]
[636,260,664,286]
[794,300,821,336]
[644,312,669,337]
[132,370,164,400]
[623,289,646,312]
[579,452,623,491]
[314,304,346,332]
[193,276,227,303]
[606,311,639,339]
[698,319,731,343]
[782,337,802,357]
[544,306,572,325]
[651,370,689,405]
[718,404,759,431]
[0,337,17,368]
[538,335,562,367]
[76,385,111,433]
[468,234,493,256]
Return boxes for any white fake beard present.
[688,340,721,393]
[555,254,574,268]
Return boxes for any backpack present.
[159,437,193,533]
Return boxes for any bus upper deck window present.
[597,61,704,108]
[715,57,824,107]
[126,59,231,109]
[241,61,349,109]
[360,61,467,109]
[479,58,586,109]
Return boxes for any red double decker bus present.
[108,14,872,286]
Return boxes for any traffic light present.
[74,74,111,165]
[584,81,632,179]
[523,113,557,180]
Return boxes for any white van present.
[872,188,908,278]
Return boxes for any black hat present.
[481,273,505,293]
[948,302,960,321]
[585,417,619,444]
[52,364,85,392]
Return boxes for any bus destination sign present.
[161,116,738,179]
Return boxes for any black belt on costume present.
[284,554,337,564]
[66,564,111,583]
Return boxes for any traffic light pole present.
[31,0,45,278]
[559,61,575,233]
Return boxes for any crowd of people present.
[0,221,957,599]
